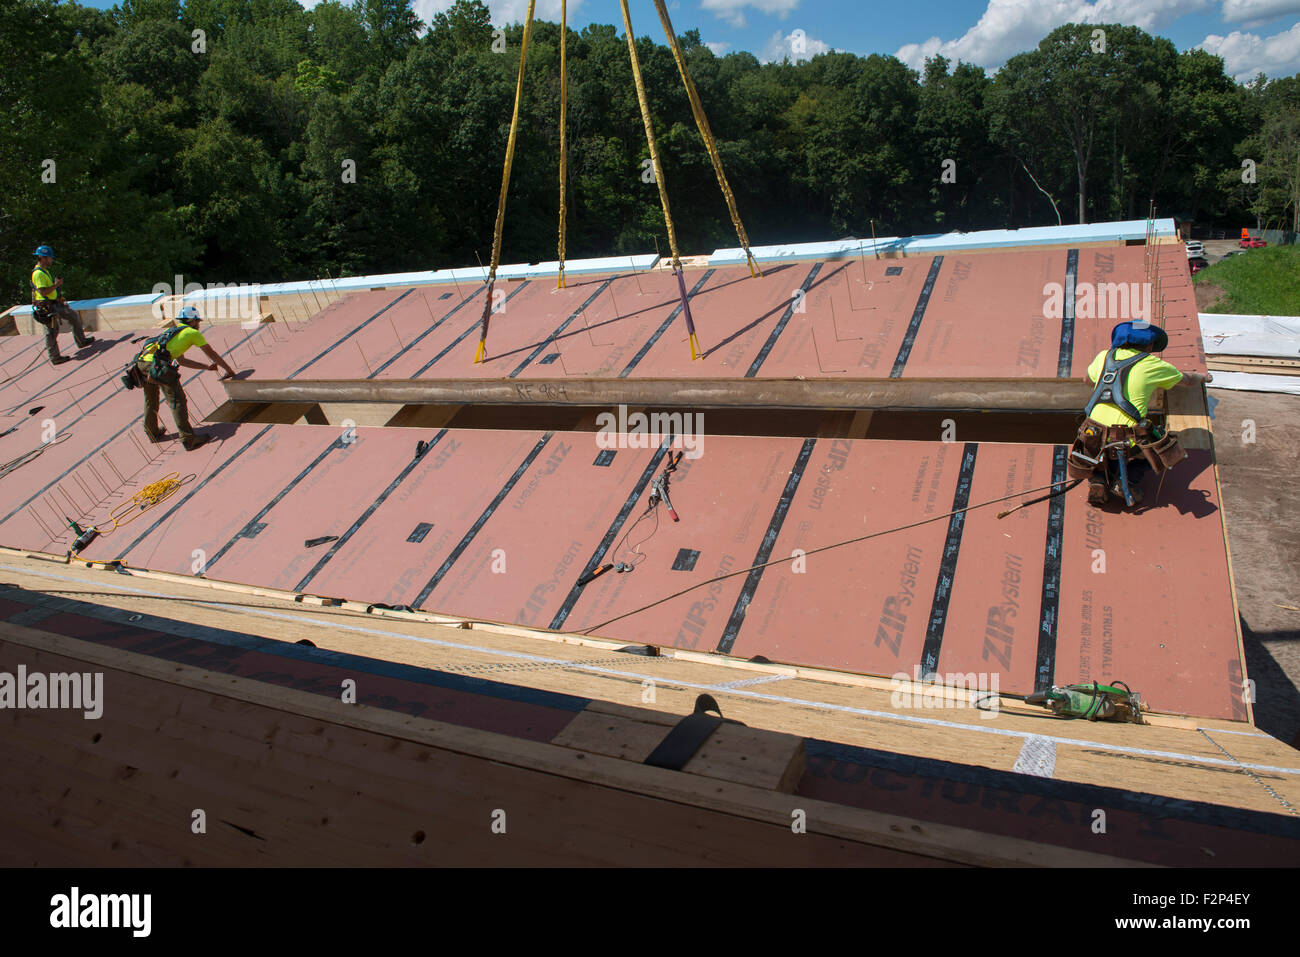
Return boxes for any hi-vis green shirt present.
[1086,347,1183,427]
[141,326,207,361]
[31,266,56,301]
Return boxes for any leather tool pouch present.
[1139,431,1187,472]
[1068,421,1105,481]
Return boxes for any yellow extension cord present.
[79,472,195,541]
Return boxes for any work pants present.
[139,363,196,443]
[35,300,90,359]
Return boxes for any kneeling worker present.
[1068,321,1211,507]
[136,306,236,451]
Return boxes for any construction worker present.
[1068,321,1210,507]
[135,306,236,451]
[30,245,94,365]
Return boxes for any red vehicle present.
[1189,258,1208,275]
[1240,236,1268,248]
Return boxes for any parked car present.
[1185,241,1205,258]
[1240,237,1268,248]
[1189,257,1209,275]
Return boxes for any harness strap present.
[1084,348,1146,422]
[136,326,187,382]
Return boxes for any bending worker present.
[135,306,236,451]
[1068,321,1211,507]
[31,245,94,365]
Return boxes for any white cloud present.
[701,0,801,29]
[893,0,1208,72]
[761,28,833,63]
[705,41,733,55]
[1220,0,1300,28]
[1198,21,1300,79]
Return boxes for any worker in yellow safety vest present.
[128,306,236,451]
[30,245,94,365]
[1067,321,1212,507]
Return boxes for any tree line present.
[2,0,1297,304]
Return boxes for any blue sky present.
[81,1,1300,79]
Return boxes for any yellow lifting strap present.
[650,0,760,279]
[557,0,568,290]
[474,0,536,364]
[619,0,701,360]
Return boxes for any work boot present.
[144,425,164,444]
[1110,479,1144,507]
[1087,477,1109,506]
[182,434,211,452]
[50,355,69,365]
[76,335,96,347]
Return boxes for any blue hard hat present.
[178,306,201,324]
[1112,321,1168,353]
[33,245,54,258]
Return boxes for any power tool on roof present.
[1026,681,1144,723]
[64,517,100,559]
[649,450,683,522]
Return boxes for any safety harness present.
[121,326,187,390]
[1083,348,1146,423]
[30,269,57,326]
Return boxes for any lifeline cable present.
[582,475,1081,634]
[0,433,72,480]
[0,348,47,384]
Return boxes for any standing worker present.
[1068,321,1211,507]
[133,306,237,451]
[30,245,94,365]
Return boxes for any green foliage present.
[1,0,1295,306]
[1195,245,1300,315]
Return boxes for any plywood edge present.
[1166,380,1212,450]
[1209,428,1255,726]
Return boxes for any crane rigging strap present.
[618,0,700,360]
[557,0,568,290]
[650,0,760,279]
[474,0,537,364]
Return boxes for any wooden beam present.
[226,376,1096,412]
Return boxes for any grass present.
[1193,243,1300,315]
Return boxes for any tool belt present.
[31,302,57,328]
[1069,417,1185,480]
[137,354,179,385]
